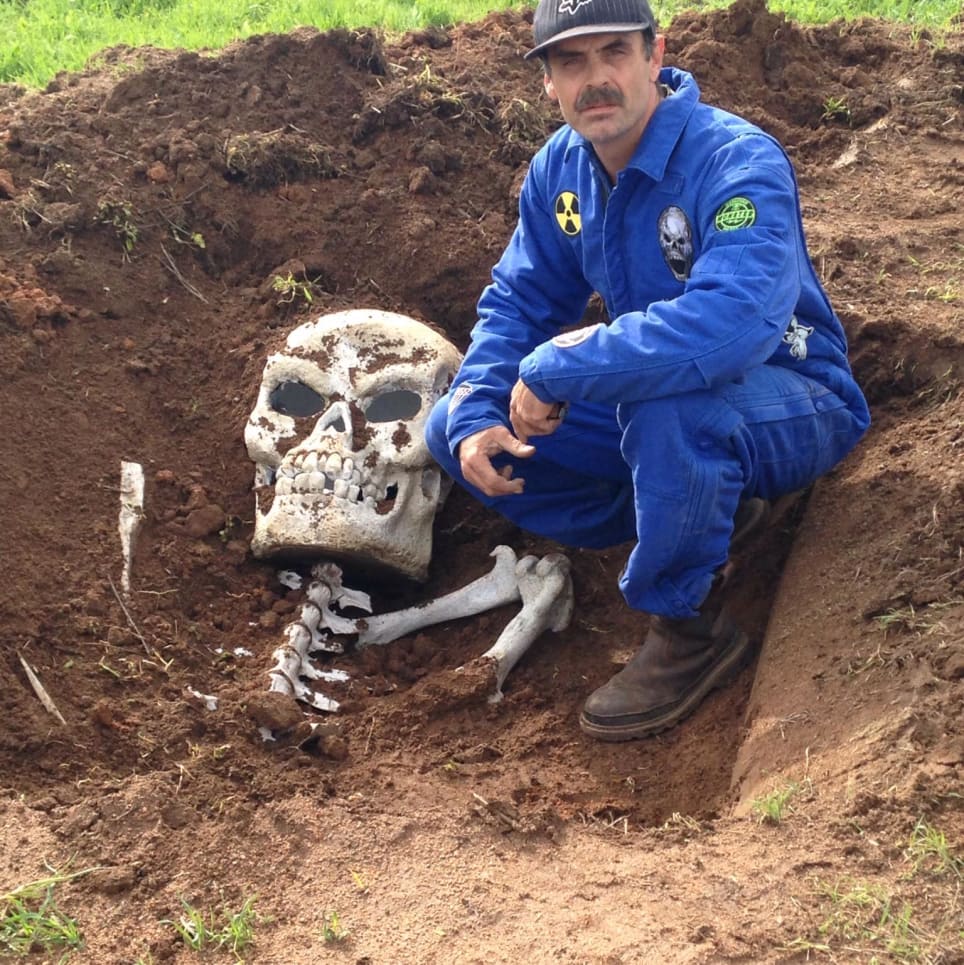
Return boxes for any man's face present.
[543,31,665,169]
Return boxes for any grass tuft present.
[905,818,964,879]
[321,909,349,943]
[791,879,923,961]
[163,895,260,957]
[751,780,805,825]
[0,871,91,957]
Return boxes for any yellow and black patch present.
[555,191,581,236]
[714,196,756,231]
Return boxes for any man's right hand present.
[458,425,536,497]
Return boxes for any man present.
[425,0,869,741]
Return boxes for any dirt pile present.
[0,1,962,960]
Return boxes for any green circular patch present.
[714,197,756,231]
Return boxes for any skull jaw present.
[251,486,436,583]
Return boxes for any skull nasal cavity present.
[316,401,352,436]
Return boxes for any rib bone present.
[480,552,573,702]
[355,545,522,647]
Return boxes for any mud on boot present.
[579,580,751,742]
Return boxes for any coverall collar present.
[563,67,700,183]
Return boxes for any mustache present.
[576,86,624,111]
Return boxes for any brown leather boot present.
[579,567,752,742]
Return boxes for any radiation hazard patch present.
[714,197,756,231]
[555,191,581,236]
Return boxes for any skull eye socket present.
[365,389,422,423]
[269,380,327,418]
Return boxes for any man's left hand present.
[509,380,566,444]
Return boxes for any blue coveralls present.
[426,67,870,619]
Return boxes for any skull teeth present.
[274,451,385,505]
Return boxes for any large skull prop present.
[244,309,462,582]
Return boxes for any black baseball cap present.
[525,0,658,60]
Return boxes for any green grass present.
[163,895,260,957]
[787,879,925,962]
[1,0,960,88]
[0,872,89,957]
[905,818,964,879]
[751,780,805,825]
[320,908,349,943]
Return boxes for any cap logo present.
[559,0,593,14]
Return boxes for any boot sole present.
[578,631,752,742]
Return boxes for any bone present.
[355,545,522,647]
[268,623,341,713]
[18,653,67,725]
[117,460,145,598]
[267,564,373,714]
[268,590,343,713]
[306,562,371,639]
[479,552,574,703]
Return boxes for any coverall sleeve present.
[518,134,803,406]
[443,155,594,455]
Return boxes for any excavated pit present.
[1,3,962,959]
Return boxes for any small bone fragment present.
[186,687,218,711]
[356,545,522,647]
[18,654,67,725]
[278,570,302,590]
[480,553,573,702]
[118,461,145,598]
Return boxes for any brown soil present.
[1,2,962,961]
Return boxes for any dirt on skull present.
[0,2,962,961]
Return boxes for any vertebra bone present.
[267,568,372,713]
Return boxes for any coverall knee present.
[425,395,635,549]
[426,365,864,620]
